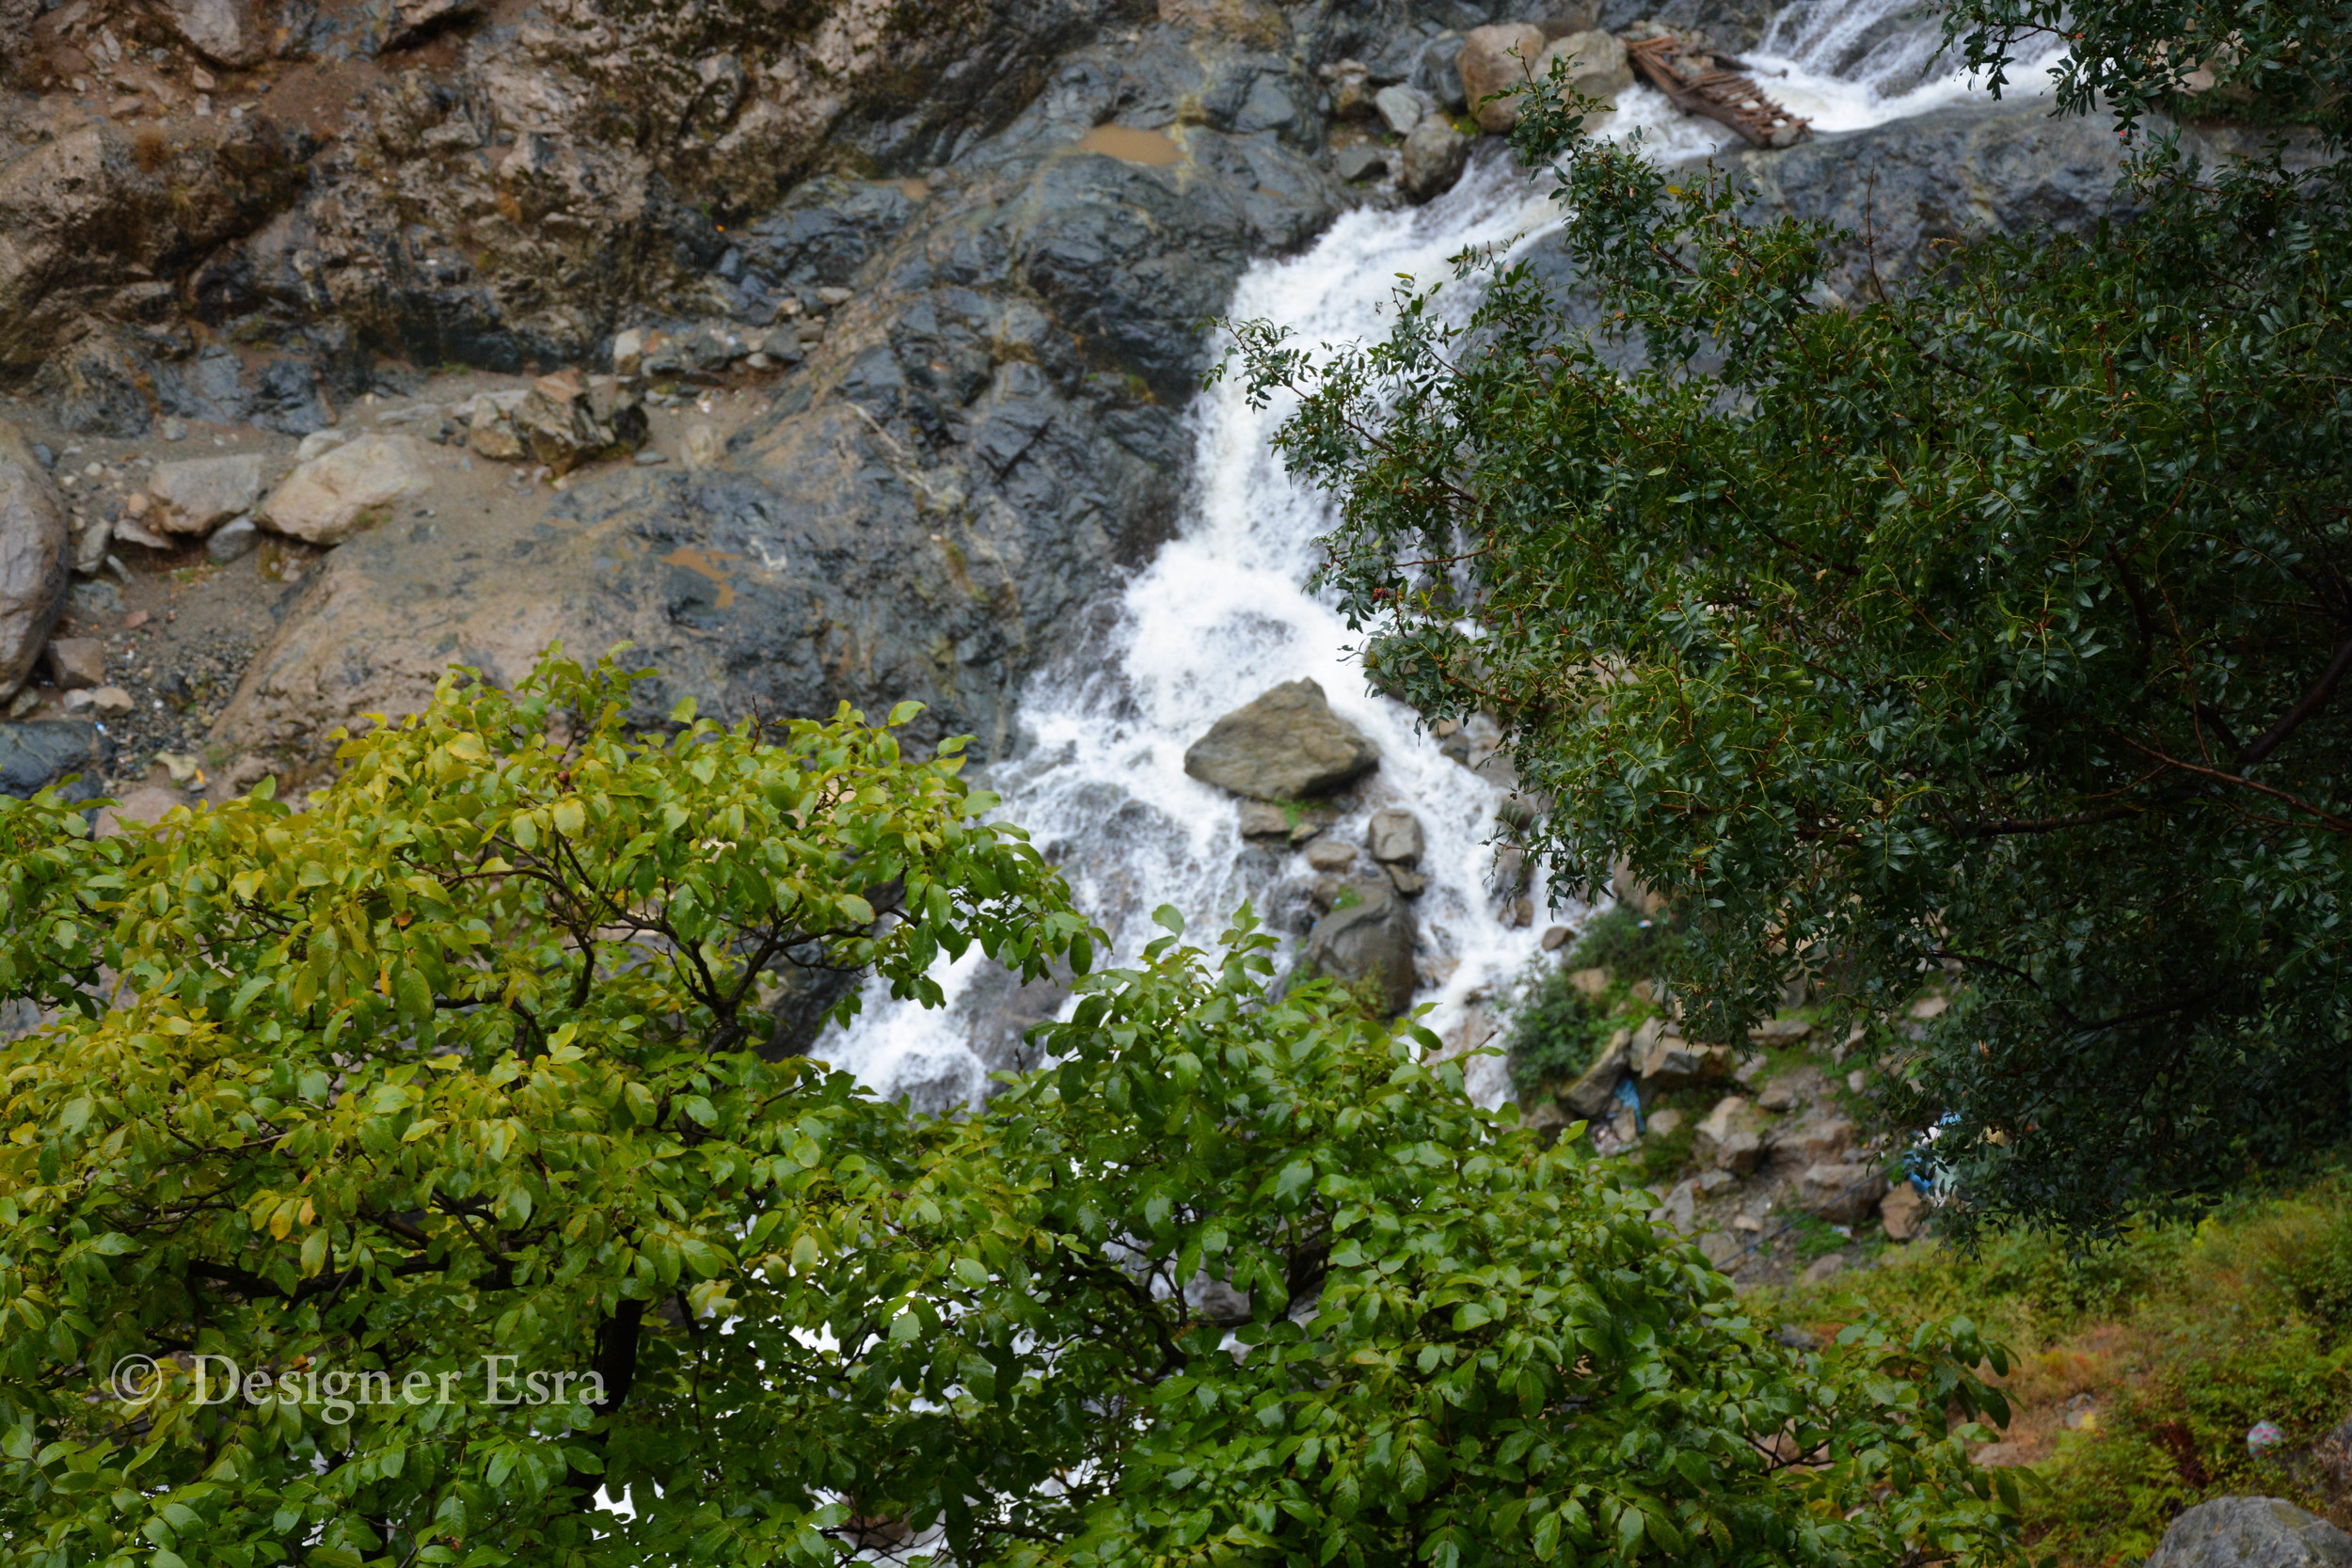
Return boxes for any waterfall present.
[813,13,2062,1114]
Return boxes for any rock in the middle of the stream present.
[1184,679,1380,801]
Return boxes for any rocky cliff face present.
[0,0,2192,799]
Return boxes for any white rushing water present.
[817,9,2063,1112]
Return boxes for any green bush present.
[1563,905,1685,981]
[1502,962,1613,1094]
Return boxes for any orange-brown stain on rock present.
[1072,125,1182,166]
[663,546,741,610]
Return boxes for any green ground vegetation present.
[1765,1173,2352,1566]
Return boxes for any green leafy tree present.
[0,655,2021,1567]
[1225,0,2350,1232]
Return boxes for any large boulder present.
[261,436,434,546]
[1184,679,1380,801]
[1560,1027,1631,1119]
[2146,1498,2352,1568]
[0,420,69,698]
[1459,23,1548,133]
[153,0,270,66]
[149,453,267,536]
[1302,879,1417,1016]
[1535,30,1631,104]
[0,721,111,801]
[1798,1162,1887,1226]
[1401,116,1471,203]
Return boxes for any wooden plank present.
[1626,36,1810,150]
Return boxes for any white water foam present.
[813,15,2069,1112]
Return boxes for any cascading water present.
[816,8,2062,1113]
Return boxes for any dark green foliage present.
[1503,908,1681,1095]
[1225,0,2352,1234]
[1502,967,1611,1093]
[1562,906,1685,981]
[1772,1176,2352,1562]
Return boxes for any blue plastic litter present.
[1613,1076,1645,1134]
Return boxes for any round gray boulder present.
[2146,1499,2352,1568]
[1183,678,1379,801]
[1303,878,1417,1017]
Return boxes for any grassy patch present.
[1757,1174,2352,1565]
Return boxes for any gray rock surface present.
[1184,679,1380,801]
[149,454,267,537]
[209,12,1356,765]
[1368,807,1425,865]
[1303,879,1418,1016]
[1561,1029,1631,1118]
[154,0,269,67]
[0,720,110,801]
[0,420,69,697]
[2145,1499,2352,1568]
[1402,117,1472,201]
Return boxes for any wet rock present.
[1334,144,1389,184]
[207,515,261,562]
[1,420,70,697]
[1367,806,1424,865]
[1419,32,1469,111]
[1184,679,1379,801]
[209,11,1343,768]
[1561,1027,1631,1119]
[1459,23,1548,132]
[1799,1162,1885,1225]
[43,638,104,690]
[1540,924,1571,951]
[385,0,479,49]
[1302,879,1417,1016]
[681,422,724,472]
[262,435,434,546]
[2144,1498,2352,1568]
[1401,115,1471,202]
[148,453,266,536]
[1374,84,1431,135]
[0,720,110,801]
[0,125,304,379]
[0,0,38,87]
[1238,800,1290,837]
[1303,837,1357,872]
[513,373,644,475]
[155,0,269,66]
[1535,29,1631,103]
